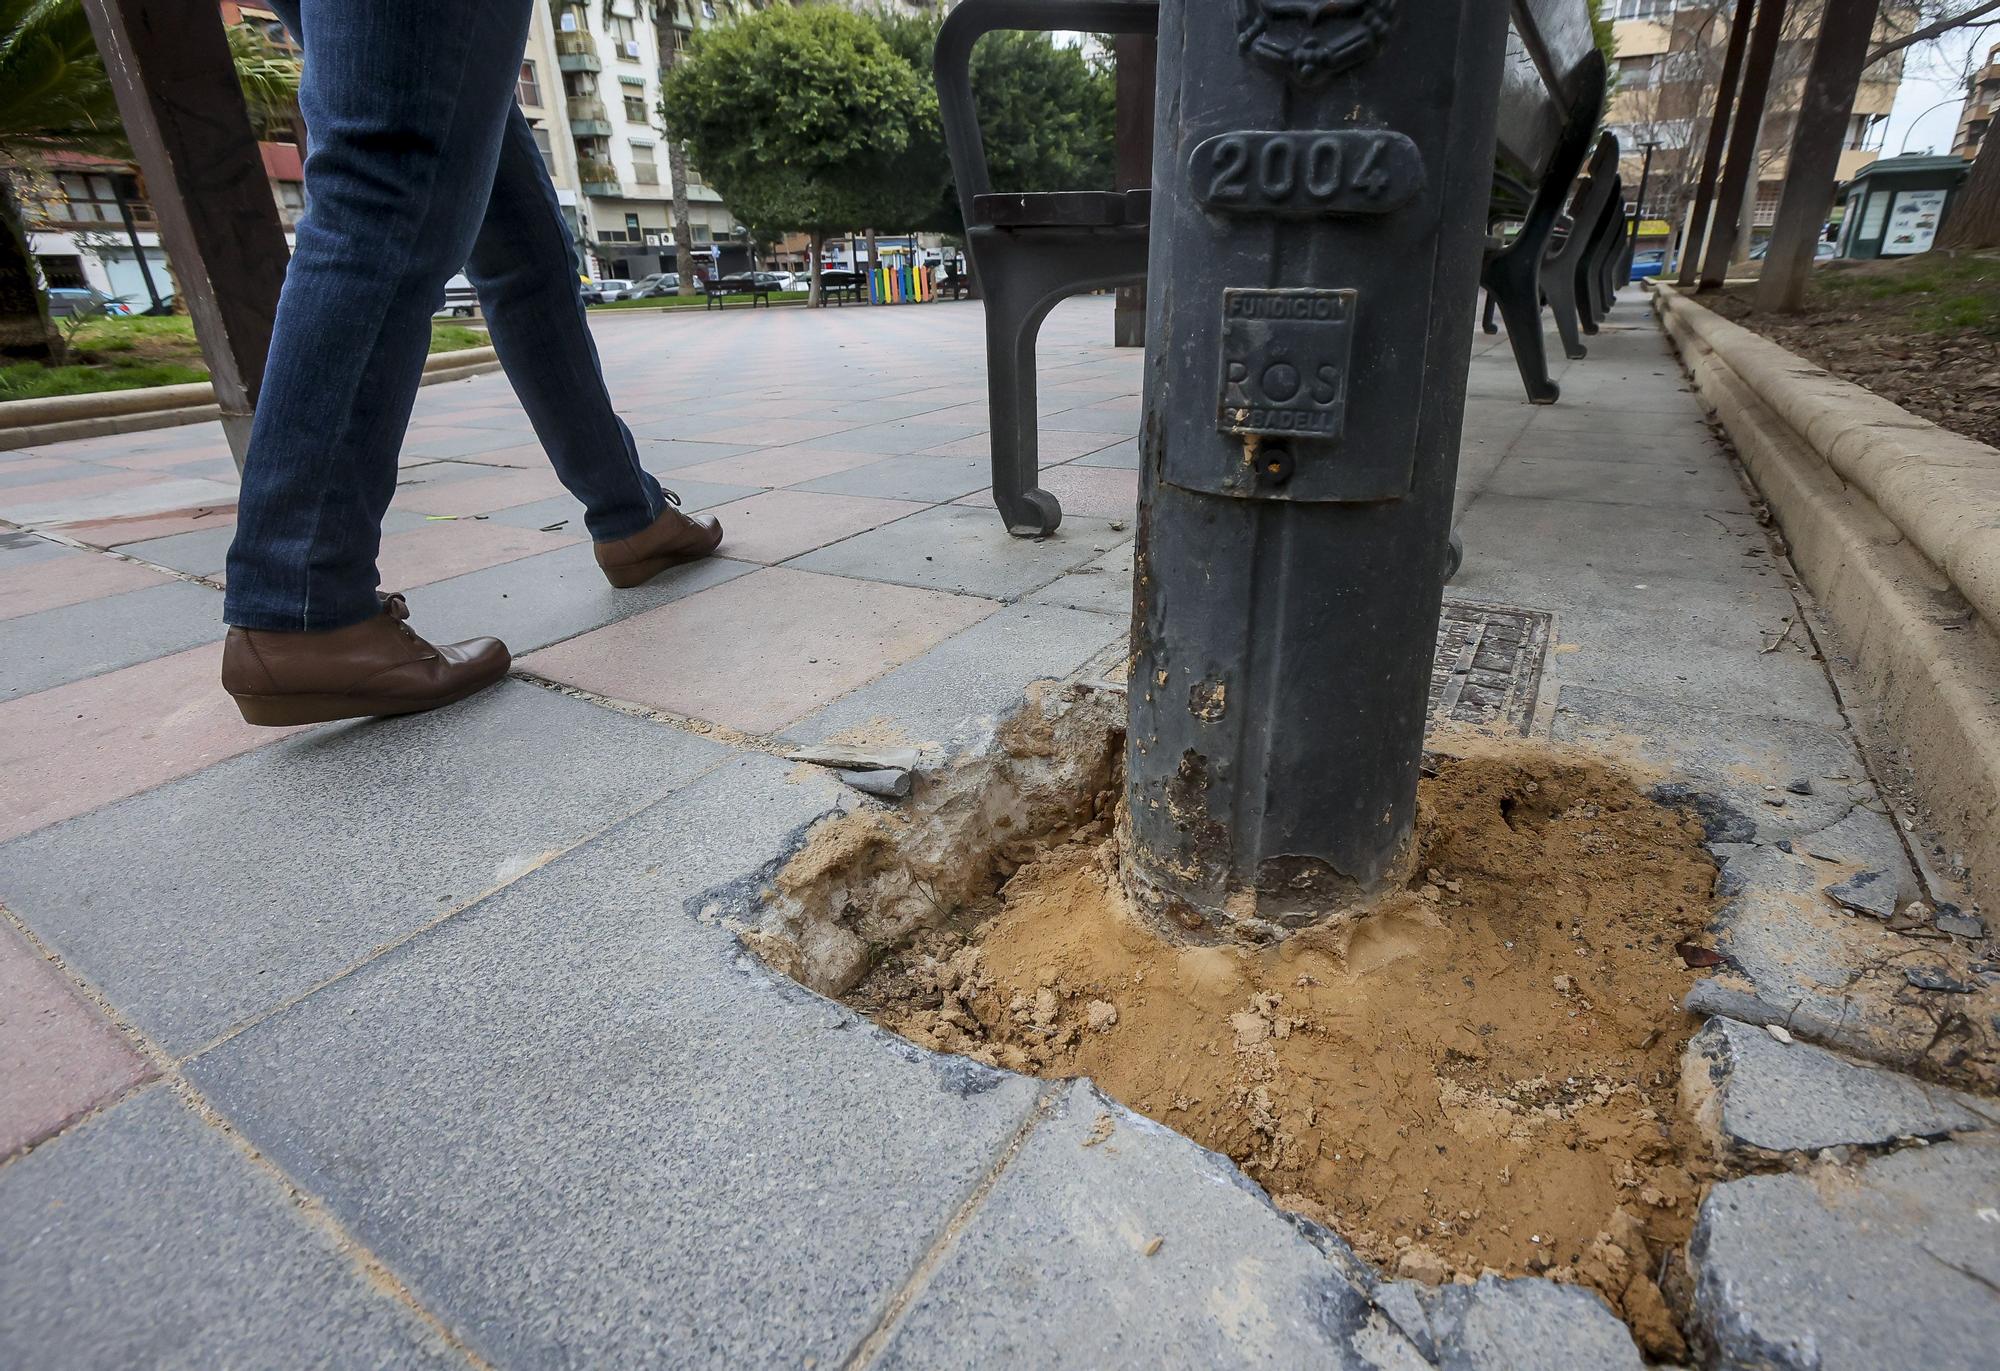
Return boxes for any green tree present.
[661,4,939,305]
[0,0,298,361]
[875,13,1115,234]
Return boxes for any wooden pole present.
[1757,0,1882,312]
[1678,0,1759,288]
[80,0,288,469]
[1700,0,1792,289]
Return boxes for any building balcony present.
[576,158,620,197]
[567,96,612,137]
[556,32,600,73]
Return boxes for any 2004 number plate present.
[1190,129,1425,218]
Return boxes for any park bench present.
[939,0,1612,534]
[704,276,771,309]
[1480,5,1611,404]
[936,0,1159,536]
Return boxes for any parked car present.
[582,278,632,304]
[46,286,130,319]
[435,274,479,317]
[1630,250,1665,279]
[622,272,680,299]
[1747,239,1838,263]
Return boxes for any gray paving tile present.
[793,420,986,455]
[1067,438,1140,469]
[0,458,97,489]
[1486,450,1744,508]
[0,1089,461,1370]
[0,528,67,567]
[786,602,1127,752]
[482,479,761,538]
[1023,542,1134,618]
[636,437,769,468]
[124,510,433,576]
[794,454,990,503]
[188,754,1043,1370]
[1456,494,1771,586]
[0,580,220,701]
[873,1079,1418,1370]
[0,681,730,1053]
[790,504,1130,601]
[400,540,755,654]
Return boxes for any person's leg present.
[465,108,662,542]
[223,0,536,632]
[464,108,721,577]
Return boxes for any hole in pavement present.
[746,684,1728,1361]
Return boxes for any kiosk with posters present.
[1835,153,1972,259]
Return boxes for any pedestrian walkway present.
[2,296,1993,1368]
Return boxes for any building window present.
[531,125,555,165]
[1614,0,1670,17]
[623,92,649,124]
[37,254,86,288]
[609,15,640,59]
[1616,55,1660,89]
[632,158,659,185]
[518,60,542,107]
[692,224,711,243]
[625,213,642,239]
[56,172,126,224]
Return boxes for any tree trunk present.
[1757,0,1880,312]
[808,229,824,308]
[667,138,697,295]
[1936,129,2000,251]
[0,178,60,363]
[1701,0,1792,289]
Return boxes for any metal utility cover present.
[1428,600,1552,734]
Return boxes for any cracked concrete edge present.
[1654,284,2000,914]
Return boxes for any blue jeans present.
[224,0,666,632]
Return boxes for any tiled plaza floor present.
[2,295,1982,1368]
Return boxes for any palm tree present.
[0,0,297,362]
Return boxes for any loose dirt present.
[839,742,1724,1359]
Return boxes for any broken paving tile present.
[1684,1017,1991,1155]
[1691,1138,2000,1371]
[785,743,921,773]
[1906,965,1978,995]
[1935,905,1986,940]
[1824,868,1898,919]
[1379,1274,1644,1371]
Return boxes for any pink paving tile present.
[692,416,867,447]
[60,504,236,546]
[0,455,79,477]
[3,474,239,526]
[0,641,308,844]
[376,519,583,591]
[701,490,924,565]
[669,447,884,489]
[1,924,156,1157]
[0,547,178,622]
[0,466,156,513]
[955,464,1139,519]
[392,467,567,516]
[521,565,996,733]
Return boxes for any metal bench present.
[936,0,1160,537]
[941,0,1609,534]
[1480,2,1609,404]
[704,278,770,310]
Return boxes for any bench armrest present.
[935,0,1158,207]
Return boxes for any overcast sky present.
[1878,26,1994,156]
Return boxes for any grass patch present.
[1811,252,2000,336]
[0,316,491,401]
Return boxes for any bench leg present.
[1481,249,1559,404]
[1481,290,1499,335]
[1543,245,1588,361]
[982,278,1063,537]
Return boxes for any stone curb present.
[1653,282,2000,911]
[0,346,502,452]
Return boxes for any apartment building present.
[1606,0,1912,233]
[1953,40,1999,159]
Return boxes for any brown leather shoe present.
[594,495,724,589]
[222,593,510,727]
